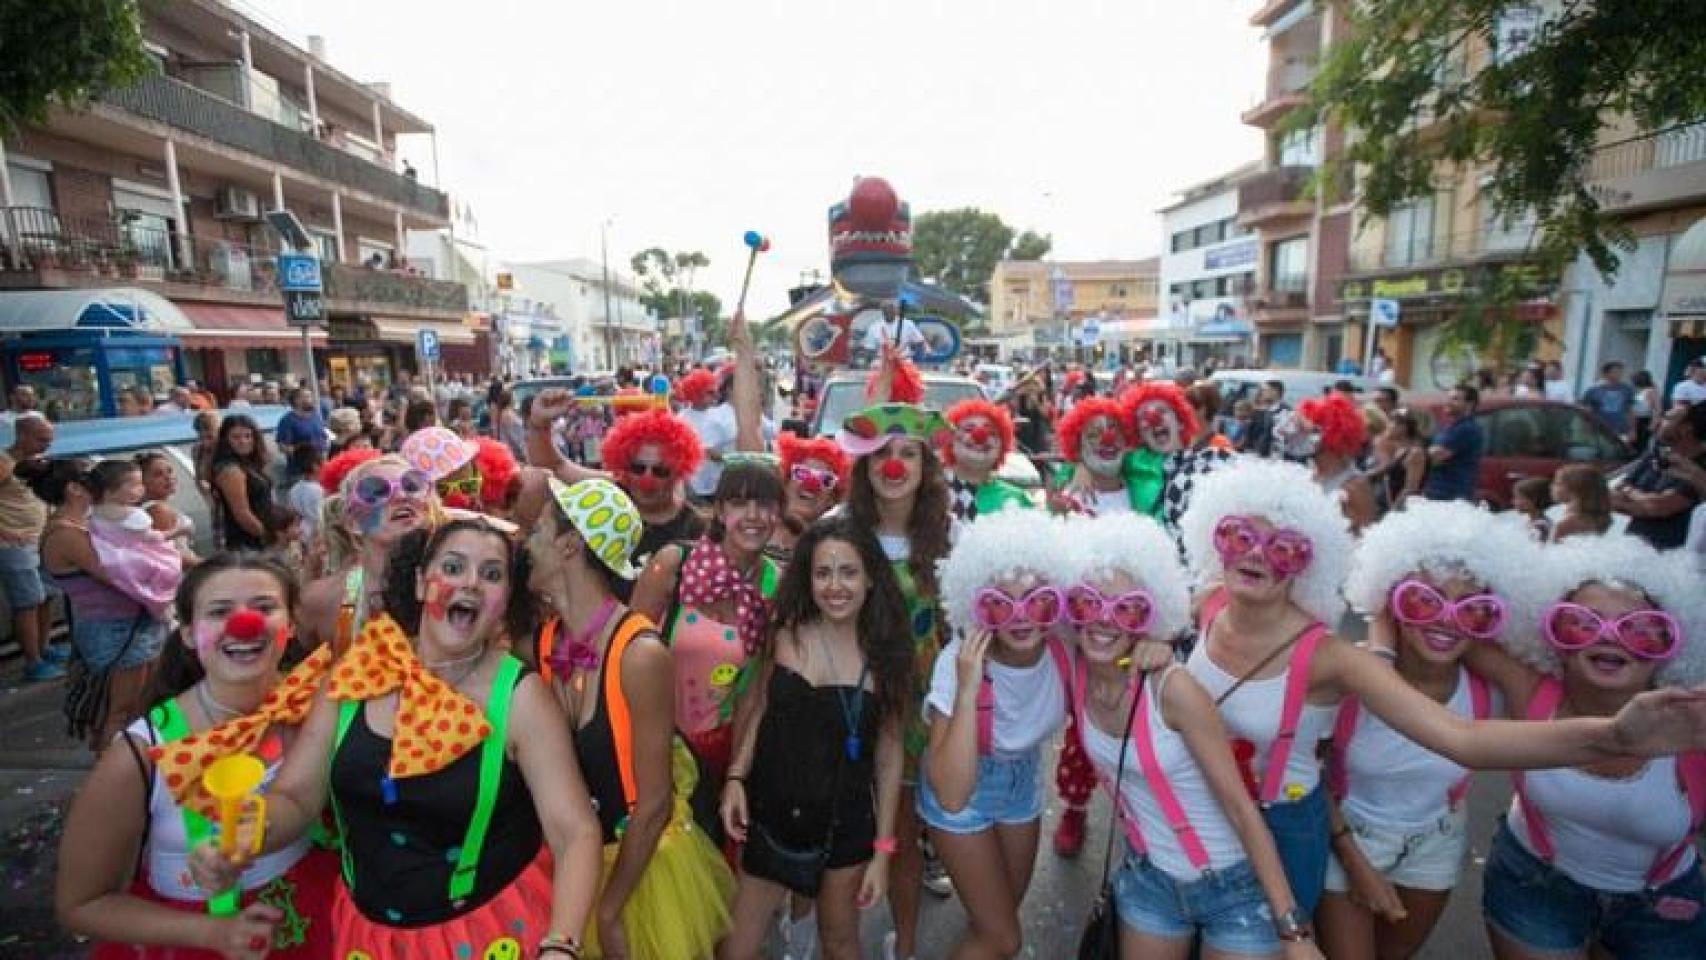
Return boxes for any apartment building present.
[503,259,658,373]
[1158,162,1261,370]
[987,259,1159,364]
[0,0,473,417]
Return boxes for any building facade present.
[1158,162,1261,370]
[0,0,472,416]
[986,258,1159,364]
[503,259,657,373]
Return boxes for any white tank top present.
[1187,638,1338,801]
[124,716,310,902]
[1078,669,1247,879]
[1341,666,1497,828]
[1508,754,1694,892]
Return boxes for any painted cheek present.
[193,622,223,656]
[423,578,457,621]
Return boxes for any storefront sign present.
[1341,262,1556,306]
[1204,236,1258,271]
[328,318,377,342]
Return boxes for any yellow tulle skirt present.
[583,740,734,959]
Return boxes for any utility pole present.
[600,220,616,370]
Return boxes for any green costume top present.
[1048,448,1165,518]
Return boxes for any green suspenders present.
[149,701,241,917]
[329,655,522,905]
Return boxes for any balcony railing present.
[1346,225,1539,273]
[1238,166,1313,220]
[98,72,449,220]
[324,262,469,313]
[1586,121,1706,182]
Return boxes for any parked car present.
[1412,394,1636,508]
[1209,369,1371,410]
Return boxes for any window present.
[1278,125,1322,167]
[1270,236,1308,292]
[1171,231,1190,253]
[1109,284,1128,298]
[1384,194,1437,267]
[245,349,287,377]
[1494,7,1540,65]
[309,229,338,264]
[1479,192,1536,253]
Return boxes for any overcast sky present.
[253,0,1266,312]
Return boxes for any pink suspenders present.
[976,638,1074,755]
[1513,675,1706,888]
[1329,669,1491,810]
[1257,624,1326,806]
[1074,658,1212,872]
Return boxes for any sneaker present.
[882,930,915,960]
[41,643,71,665]
[22,660,65,683]
[921,852,954,898]
[1053,805,1087,858]
[780,905,817,960]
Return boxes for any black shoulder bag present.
[1078,672,1146,960]
[63,612,147,743]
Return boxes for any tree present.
[911,208,1051,304]
[0,0,151,138]
[629,247,726,348]
[1300,0,1706,356]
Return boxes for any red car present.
[1414,394,1636,508]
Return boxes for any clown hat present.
[400,426,478,481]
[546,476,644,580]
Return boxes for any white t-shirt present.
[1543,379,1574,403]
[1673,379,1706,407]
[679,404,733,497]
[925,637,1066,754]
[863,316,927,356]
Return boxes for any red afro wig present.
[777,431,850,492]
[1117,381,1200,444]
[1297,392,1368,457]
[865,356,924,404]
[600,408,704,479]
[1056,397,1133,465]
[674,368,718,407]
[319,447,382,494]
[941,398,1015,466]
[470,437,520,512]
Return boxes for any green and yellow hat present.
[546,476,644,580]
[835,403,952,457]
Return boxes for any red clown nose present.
[879,458,908,482]
[966,425,992,446]
[630,474,663,495]
[225,608,267,640]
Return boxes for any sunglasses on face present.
[1065,584,1155,634]
[438,474,484,498]
[353,469,433,508]
[1389,580,1507,639]
[1212,515,1314,577]
[1542,602,1682,661]
[973,585,1065,630]
[789,464,839,494]
[625,462,673,480]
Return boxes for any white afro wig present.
[1177,456,1351,625]
[1057,512,1192,643]
[1497,533,1706,687]
[938,509,1073,634]
[1344,500,1549,650]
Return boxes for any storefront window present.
[14,348,102,421]
[328,355,393,390]
[108,346,177,401]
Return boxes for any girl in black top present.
[720,515,912,960]
[209,415,274,552]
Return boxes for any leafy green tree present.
[1300,0,1706,356]
[629,247,725,347]
[912,209,1050,303]
[0,0,151,138]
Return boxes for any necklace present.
[815,627,869,762]
[425,647,486,688]
[195,682,244,723]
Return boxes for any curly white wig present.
[938,510,1073,633]
[1057,512,1192,643]
[1344,500,1548,650]
[1496,533,1706,687]
[1177,456,1351,625]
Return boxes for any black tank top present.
[564,611,650,844]
[329,675,543,927]
[747,664,878,845]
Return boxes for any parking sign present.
[418,328,441,362]
[278,253,322,293]
[1371,297,1401,328]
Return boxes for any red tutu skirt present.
[330,848,553,960]
[89,847,339,959]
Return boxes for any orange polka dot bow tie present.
[326,615,492,780]
[151,645,333,821]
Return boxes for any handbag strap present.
[1094,669,1147,893]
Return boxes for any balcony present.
[1345,225,1538,274]
[97,72,449,221]
[1242,60,1317,127]
[0,206,466,317]
[1585,121,1706,215]
[1237,166,1315,227]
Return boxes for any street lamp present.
[600,218,616,370]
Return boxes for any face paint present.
[1135,400,1182,453]
[423,578,457,622]
[1081,419,1125,476]
[193,620,224,656]
[879,458,908,481]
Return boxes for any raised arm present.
[524,390,605,486]
[508,673,603,950]
[728,311,765,453]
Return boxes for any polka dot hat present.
[546,476,644,580]
[400,426,479,481]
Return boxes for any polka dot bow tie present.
[150,645,333,821]
[327,615,491,780]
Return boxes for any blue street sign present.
[418,328,441,362]
[1371,297,1401,328]
[278,253,322,293]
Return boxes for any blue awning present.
[1192,319,1253,341]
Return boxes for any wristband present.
[872,836,898,855]
[1275,907,1312,942]
[538,934,583,959]
[726,773,746,783]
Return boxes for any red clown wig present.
[674,368,718,407]
[941,398,1015,466]
[777,431,850,491]
[864,356,924,404]
[1117,381,1200,444]
[1056,397,1133,465]
[600,408,704,478]
[318,447,382,494]
[1297,392,1368,457]
[471,437,521,512]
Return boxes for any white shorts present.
[1324,806,1468,893]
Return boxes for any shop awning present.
[1190,319,1255,343]
[1663,216,1706,320]
[375,318,476,346]
[0,287,191,333]
[177,302,326,349]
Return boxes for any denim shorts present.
[0,545,46,610]
[1262,782,1330,915]
[1324,806,1468,893]
[916,746,1043,834]
[1482,819,1706,959]
[1113,853,1279,954]
[73,615,167,672]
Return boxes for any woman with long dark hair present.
[210,415,273,552]
[56,553,337,959]
[719,515,911,959]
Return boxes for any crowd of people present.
[6,321,1706,960]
